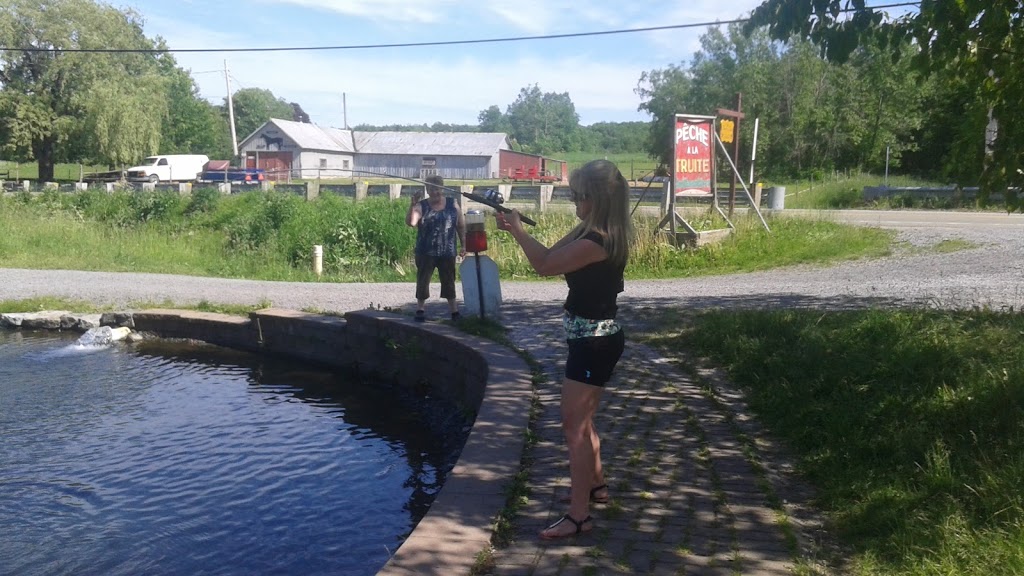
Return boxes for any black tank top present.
[563,231,625,320]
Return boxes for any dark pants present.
[415,253,456,301]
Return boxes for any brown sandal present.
[539,513,593,540]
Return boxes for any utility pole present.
[225,59,239,157]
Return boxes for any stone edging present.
[1,308,533,575]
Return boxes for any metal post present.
[474,253,485,319]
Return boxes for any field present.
[557,151,661,182]
[0,161,109,182]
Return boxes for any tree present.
[636,64,692,170]
[745,0,1023,209]
[159,64,232,159]
[0,0,169,179]
[636,22,930,180]
[477,105,510,134]
[504,85,581,154]
[227,88,297,142]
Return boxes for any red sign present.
[673,115,715,196]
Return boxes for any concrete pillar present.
[142,182,155,192]
[459,185,474,213]
[498,183,512,202]
[388,183,402,201]
[75,182,88,192]
[305,181,320,201]
[355,181,368,201]
[752,182,762,207]
[538,184,553,213]
[44,181,58,191]
[178,182,192,196]
[217,182,231,195]
[22,180,31,192]
[260,180,272,191]
[105,182,115,193]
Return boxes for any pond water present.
[0,330,469,576]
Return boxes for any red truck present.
[197,160,266,184]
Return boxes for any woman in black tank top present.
[495,159,633,540]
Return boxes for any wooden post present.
[717,93,745,217]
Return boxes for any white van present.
[125,154,209,183]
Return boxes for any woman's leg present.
[414,254,433,311]
[437,256,458,314]
[541,377,603,538]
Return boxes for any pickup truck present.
[197,160,266,184]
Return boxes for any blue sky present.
[124,0,768,130]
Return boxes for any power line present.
[0,2,920,54]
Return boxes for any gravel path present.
[2,213,1022,314]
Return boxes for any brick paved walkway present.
[485,301,834,575]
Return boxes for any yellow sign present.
[719,118,735,144]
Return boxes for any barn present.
[238,118,511,181]
[238,119,354,181]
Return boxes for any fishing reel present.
[481,188,504,204]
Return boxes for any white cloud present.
[260,0,460,24]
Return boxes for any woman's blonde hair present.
[568,159,633,268]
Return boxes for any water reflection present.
[0,330,470,576]
[134,338,470,524]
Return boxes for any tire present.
[148,174,159,183]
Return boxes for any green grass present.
[769,172,1013,211]
[0,188,897,283]
[634,308,1024,576]
[0,295,271,316]
[557,152,661,181]
[771,173,948,209]
[0,160,109,182]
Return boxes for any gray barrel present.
[768,186,786,210]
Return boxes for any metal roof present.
[268,119,355,153]
[353,131,508,156]
[243,119,509,157]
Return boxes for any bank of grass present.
[0,187,896,283]
[776,173,1014,211]
[0,295,271,316]
[635,308,1024,575]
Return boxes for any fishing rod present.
[345,169,537,226]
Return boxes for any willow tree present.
[0,0,167,180]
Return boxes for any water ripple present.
[0,331,468,576]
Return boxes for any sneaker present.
[414,310,426,322]
[450,311,462,321]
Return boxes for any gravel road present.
[2,210,1022,315]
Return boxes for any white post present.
[748,117,759,185]
[225,59,239,157]
[313,245,323,276]
[885,145,890,187]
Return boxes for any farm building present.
[239,119,354,181]
[238,118,513,181]
[499,149,567,183]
